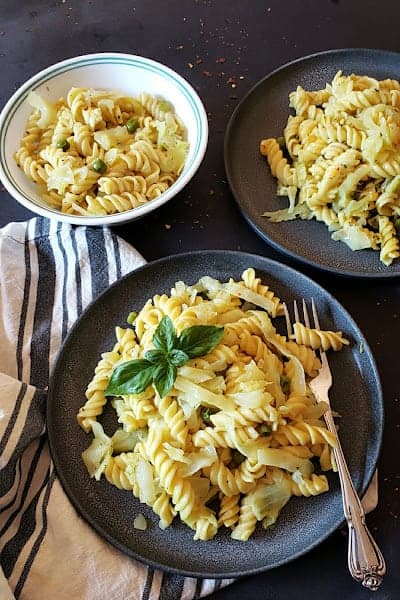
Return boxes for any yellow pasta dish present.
[260,71,400,266]
[77,268,349,541]
[14,87,188,215]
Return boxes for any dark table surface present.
[1,1,399,599]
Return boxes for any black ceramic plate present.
[225,48,400,278]
[47,251,383,578]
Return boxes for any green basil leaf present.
[105,359,154,396]
[177,325,224,358]
[152,361,177,398]
[152,316,177,352]
[168,348,189,366]
[144,349,166,364]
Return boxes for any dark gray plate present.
[47,251,383,578]
[224,48,400,278]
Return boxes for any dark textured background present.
[1,1,399,598]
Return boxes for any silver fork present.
[284,298,386,591]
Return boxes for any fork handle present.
[324,412,386,591]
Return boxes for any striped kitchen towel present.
[0,218,232,600]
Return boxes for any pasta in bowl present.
[77,267,349,542]
[0,53,208,225]
[15,88,188,216]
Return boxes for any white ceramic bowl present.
[0,53,208,225]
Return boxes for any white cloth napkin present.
[0,218,232,600]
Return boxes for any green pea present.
[56,138,70,151]
[126,118,139,134]
[127,311,138,325]
[258,424,272,436]
[92,158,107,174]
[230,450,246,467]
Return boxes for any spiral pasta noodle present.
[291,322,350,352]
[261,70,400,266]
[78,268,348,541]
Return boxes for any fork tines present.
[284,298,323,341]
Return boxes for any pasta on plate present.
[77,268,349,541]
[15,87,188,215]
[260,71,400,266]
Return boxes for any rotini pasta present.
[78,268,348,541]
[15,88,188,216]
[261,71,400,265]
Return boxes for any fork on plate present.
[283,298,386,591]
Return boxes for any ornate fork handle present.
[286,299,386,589]
[324,411,386,591]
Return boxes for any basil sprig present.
[105,316,224,398]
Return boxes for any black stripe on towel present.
[86,227,109,299]
[16,222,31,381]
[112,234,122,280]
[70,227,83,317]
[13,469,56,599]
[0,383,27,457]
[0,388,45,499]
[158,572,185,600]
[56,223,69,341]
[29,219,55,389]
[193,578,203,599]
[0,455,22,515]
[0,437,46,526]
[141,567,154,600]
[0,444,49,577]
[214,579,222,591]
[0,388,46,498]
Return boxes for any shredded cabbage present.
[194,276,223,295]
[135,456,156,505]
[178,366,213,383]
[163,443,190,463]
[133,513,147,530]
[227,389,272,409]
[46,164,75,194]
[262,204,312,222]
[155,119,188,173]
[27,91,57,129]
[269,339,306,396]
[256,447,313,476]
[179,446,218,476]
[174,376,235,411]
[94,125,132,150]
[224,282,275,314]
[251,478,292,523]
[112,428,147,453]
[81,421,112,480]
[331,224,376,250]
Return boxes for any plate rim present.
[224,47,400,279]
[47,249,384,578]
